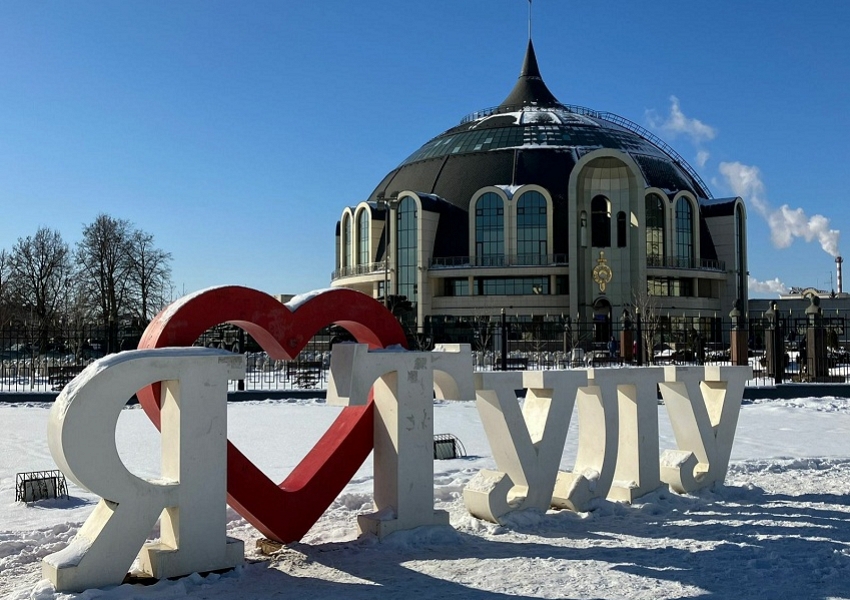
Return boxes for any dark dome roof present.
[368,41,711,208]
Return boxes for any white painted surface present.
[329,344,476,537]
[42,349,246,592]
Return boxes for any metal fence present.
[423,312,850,386]
[0,322,339,393]
[2,313,848,394]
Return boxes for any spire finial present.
[528,0,533,42]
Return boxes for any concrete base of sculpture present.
[551,472,595,512]
[463,469,516,522]
[358,509,450,538]
[139,537,244,580]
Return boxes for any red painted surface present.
[137,286,407,542]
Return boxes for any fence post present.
[635,308,643,366]
[765,301,784,384]
[620,309,633,363]
[500,308,507,371]
[805,296,828,379]
[729,301,749,367]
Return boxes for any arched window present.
[475,192,504,266]
[735,203,746,300]
[516,191,547,265]
[357,210,369,266]
[675,197,694,268]
[646,194,665,265]
[591,195,611,248]
[616,212,627,248]
[341,214,352,269]
[397,197,418,305]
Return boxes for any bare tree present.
[127,230,172,323]
[57,279,95,359]
[633,287,661,364]
[76,214,133,353]
[0,249,10,332]
[9,227,74,350]
[470,312,493,352]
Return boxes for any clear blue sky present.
[1,1,848,299]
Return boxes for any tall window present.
[735,203,746,300]
[591,195,611,248]
[616,212,627,248]
[675,197,693,267]
[475,192,504,266]
[358,210,369,266]
[646,194,665,265]
[342,214,352,269]
[516,191,547,265]
[397,197,418,304]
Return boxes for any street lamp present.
[376,193,399,308]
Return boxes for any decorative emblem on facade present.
[592,251,613,293]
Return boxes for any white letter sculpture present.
[659,365,751,493]
[43,348,245,593]
[327,343,475,538]
[464,370,588,522]
[587,367,665,503]
[464,364,753,522]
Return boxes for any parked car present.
[653,343,695,364]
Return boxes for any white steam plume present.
[719,161,841,257]
[748,275,788,296]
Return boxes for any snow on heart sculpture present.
[41,286,751,593]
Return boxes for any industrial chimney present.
[837,256,844,294]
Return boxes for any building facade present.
[332,41,747,347]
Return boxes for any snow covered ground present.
[3,396,850,599]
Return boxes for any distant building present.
[331,41,747,345]
[750,269,850,322]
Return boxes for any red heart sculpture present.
[136,285,407,542]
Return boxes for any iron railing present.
[332,261,386,280]
[0,322,339,393]
[3,314,848,393]
[647,255,726,271]
[430,254,568,269]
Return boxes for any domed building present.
[331,41,747,348]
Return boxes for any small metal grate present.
[15,470,69,502]
[433,433,467,460]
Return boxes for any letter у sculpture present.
[659,365,751,493]
[464,370,587,522]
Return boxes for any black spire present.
[498,39,560,109]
